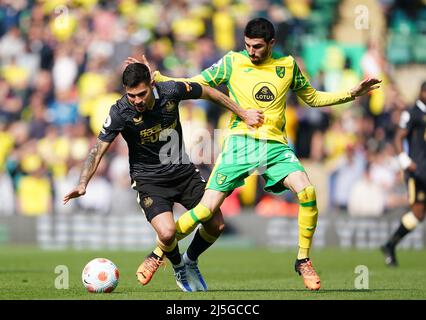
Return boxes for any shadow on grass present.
[144,288,421,294]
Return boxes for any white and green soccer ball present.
[82,258,119,293]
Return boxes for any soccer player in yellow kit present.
[134,18,381,291]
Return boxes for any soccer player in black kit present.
[63,63,263,291]
[381,81,426,267]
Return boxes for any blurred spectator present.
[361,41,386,79]
[76,159,112,214]
[52,45,78,92]
[47,90,79,127]
[330,144,366,211]
[0,170,15,215]
[108,138,139,214]
[25,92,49,138]
[0,27,25,63]
[16,143,52,216]
[348,163,386,217]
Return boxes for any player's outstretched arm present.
[200,85,264,129]
[292,57,382,107]
[63,139,111,204]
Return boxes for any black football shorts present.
[132,166,207,222]
[406,174,426,205]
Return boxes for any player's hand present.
[140,54,159,80]
[242,109,264,129]
[125,55,158,79]
[350,78,382,97]
[407,161,417,173]
[63,184,86,205]
[124,56,141,67]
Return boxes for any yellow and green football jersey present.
[156,50,354,144]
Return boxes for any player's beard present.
[253,43,274,65]
[134,103,146,112]
[250,55,260,64]
[250,50,270,65]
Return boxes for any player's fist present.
[243,109,264,129]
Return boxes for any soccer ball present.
[82,258,119,293]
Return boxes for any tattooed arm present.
[63,139,111,204]
[200,85,264,129]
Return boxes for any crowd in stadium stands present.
[0,0,425,217]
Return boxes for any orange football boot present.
[136,256,164,285]
[295,258,321,291]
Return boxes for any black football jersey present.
[399,100,426,179]
[98,81,203,182]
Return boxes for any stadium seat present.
[390,10,417,35]
[412,35,426,63]
[416,9,426,34]
[386,33,412,65]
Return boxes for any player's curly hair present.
[244,18,275,42]
[123,63,151,87]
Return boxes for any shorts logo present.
[216,173,227,185]
[143,197,153,208]
[165,100,177,112]
[276,66,285,78]
[183,82,192,92]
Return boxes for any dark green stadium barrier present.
[386,33,412,65]
[412,35,426,63]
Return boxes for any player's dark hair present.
[421,81,426,92]
[244,18,275,42]
[122,63,151,87]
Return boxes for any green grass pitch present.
[1,246,425,300]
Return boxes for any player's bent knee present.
[202,209,225,235]
[157,227,176,245]
[217,221,225,234]
[412,204,426,221]
[203,220,225,237]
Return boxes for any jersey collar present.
[416,99,426,113]
[153,86,159,100]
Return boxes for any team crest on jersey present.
[216,173,227,185]
[165,100,177,112]
[133,114,143,124]
[419,192,425,202]
[143,197,153,208]
[276,66,285,78]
